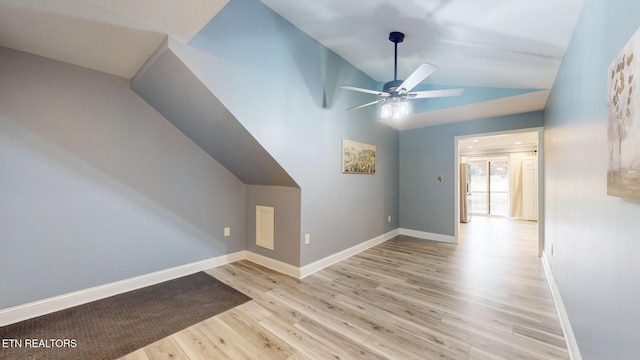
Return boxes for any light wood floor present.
[121,218,568,360]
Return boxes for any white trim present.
[399,228,456,243]
[245,251,300,278]
[0,251,245,327]
[536,127,545,257]
[0,229,403,326]
[454,136,461,243]
[542,253,582,360]
[299,228,400,278]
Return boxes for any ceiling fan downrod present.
[389,31,405,82]
[383,31,406,93]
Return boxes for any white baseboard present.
[0,251,245,327]
[399,228,456,243]
[245,251,300,278]
[299,228,400,278]
[0,229,402,326]
[245,229,400,279]
[542,253,582,360]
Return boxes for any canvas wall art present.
[608,27,640,200]
[342,138,376,174]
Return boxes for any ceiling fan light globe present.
[392,108,401,121]
[381,103,392,118]
[398,101,409,116]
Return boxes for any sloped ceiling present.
[389,90,551,130]
[0,0,584,130]
[261,0,584,129]
[131,39,299,187]
[0,0,227,78]
[261,0,583,89]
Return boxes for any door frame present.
[454,127,545,256]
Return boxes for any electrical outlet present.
[224,227,230,237]
[304,234,310,245]
[388,215,391,223]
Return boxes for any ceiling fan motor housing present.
[389,31,405,43]
[383,80,405,94]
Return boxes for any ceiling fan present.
[341,31,464,120]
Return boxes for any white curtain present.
[509,152,536,219]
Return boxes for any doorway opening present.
[454,128,543,256]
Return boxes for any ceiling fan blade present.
[398,63,438,92]
[341,85,390,97]
[408,88,464,99]
[347,99,385,111]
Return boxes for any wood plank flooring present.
[120,218,568,359]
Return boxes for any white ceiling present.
[0,0,584,130]
[0,0,228,78]
[261,0,583,130]
[459,130,539,155]
[261,0,583,89]
[386,89,550,130]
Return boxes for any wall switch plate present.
[304,234,310,245]
[224,227,230,237]
[388,215,391,223]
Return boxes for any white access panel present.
[256,205,275,250]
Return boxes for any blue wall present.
[0,47,246,309]
[187,0,400,266]
[400,112,543,236]
[544,0,640,358]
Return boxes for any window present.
[468,157,509,217]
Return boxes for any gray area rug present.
[0,271,251,360]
